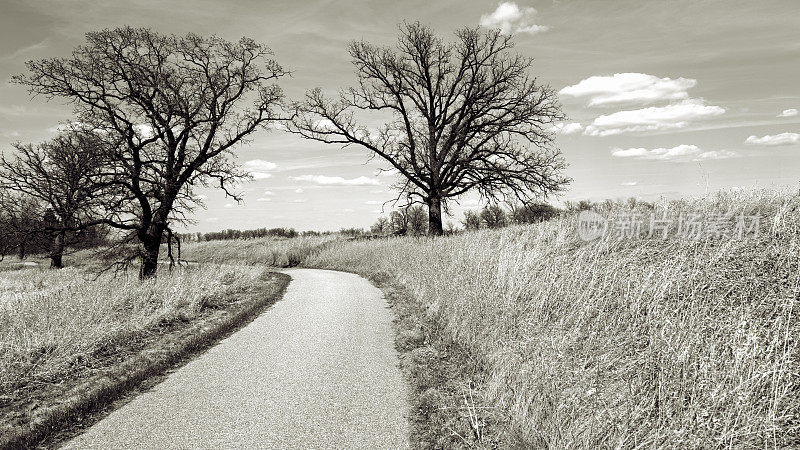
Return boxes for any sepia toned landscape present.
[1,1,798,448]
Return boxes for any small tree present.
[406,205,428,236]
[290,22,569,236]
[510,202,559,224]
[371,216,390,235]
[0,193,48,260]
[0,129,109,268]
[390,209,409,236]
[480,205,508,229]
[462,209,482,231]
[15,27,288,278]
[444,221,457,235]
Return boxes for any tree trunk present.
[50,231,65,269]
[18,242,26,260]
[139,227,163,279]
[427,196,443,236]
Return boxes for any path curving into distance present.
[63,268,410,449]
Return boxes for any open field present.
[179,234,338,267]
[293,189,798,448]
[3,188,798,448]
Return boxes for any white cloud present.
[293,199,307,203]
[480,2,549,35]
[745,132,800,146]
[224,203,234,208]
[365,200,382,205]
[292,175,380,186]
[343,208,355,212]
[295,187,304,193]
[584,100,725,136]
[694,150,738,160]
[778,109,798,118]
[243,159,277,180]
[256,197,271,202]
[621,181,638,186]
[611,144,737,162]
[206,217,219,222]
[560,73,696,107]
[458,198,482,207]
[134,123,155,139]
[550,122,583,135]
[312,118,337,131]
[48,121,88,133]
[377,168,399,177]
[262,190,275,196]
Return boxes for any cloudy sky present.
[1,0,798,232]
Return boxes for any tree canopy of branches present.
[0,193,49,260]
[510,202,560,224]
[371,216,390,235]
[14,27,288,278]
[0,129,109,267]
[480,204,508,229]
[388,205,427,236]
[290,22,569,235]
[462,209,482,231]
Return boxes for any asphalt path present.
[63,268,410,449]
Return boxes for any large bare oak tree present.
[14,27,288,278]
[290,23,570,235]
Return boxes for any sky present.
[1,0,799,232]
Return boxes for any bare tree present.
[406,205,428,236]
[462,209,482,231]
[510,202,559,224]
[444,220,457,235]
[14,27,288,278]
[0,129,109,268]
[480,205,508,229]
[390,209,409,236]
[371,216,390,235]
[0,193,48,260]
[290,22,569,236]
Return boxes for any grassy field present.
[294,189,799,448]
[3,188,798,448]
[179,234,338,266]
[0,258,289,447]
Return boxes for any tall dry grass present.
[303,189,800,448]
[0,264,264,393]
[179,234,337,266]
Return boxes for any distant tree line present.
[368,201,561,236]
[181,227,300,242]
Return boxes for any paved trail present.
[64,268,410,449]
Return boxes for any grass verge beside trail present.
[344,270,515,449]
[303,189,800,448]
[0,266,289,449]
